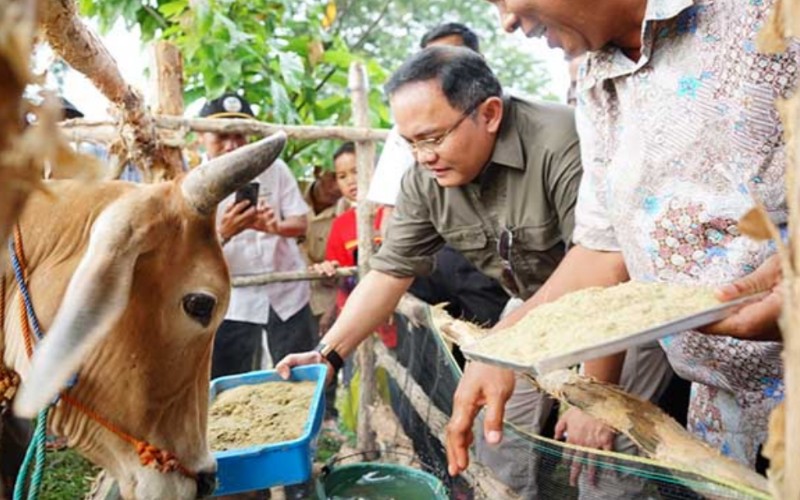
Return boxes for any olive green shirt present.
[371,96,582,299]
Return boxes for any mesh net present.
[368,302,769,500]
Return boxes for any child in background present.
[314,142,395,347]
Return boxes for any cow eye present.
[182,293,216,327]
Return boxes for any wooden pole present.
[779,5,800,494]
[149,42,184,181]
[231,266,357,287]
[784,95,800,500]
[60,117,390,145]
[757,4,800,497]
[39,0,182,181]
[784,6,800,485]
[349,61,378,455]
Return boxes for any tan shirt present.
[302,183,339,316]
[371,96,582,299]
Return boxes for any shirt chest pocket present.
[441,225,490,258]
[509,223,566,296]
[513,223,563,252]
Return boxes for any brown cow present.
[2,132,287,499]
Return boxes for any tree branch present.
[61,116,390,144]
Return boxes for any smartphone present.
[234,182,260,208]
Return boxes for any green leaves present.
[277,51,305,89]
[137,0,386,172]
[158,0,188,19]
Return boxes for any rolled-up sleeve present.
[544,119,583,246]
[572,102,620,252]
[370,169,444,277]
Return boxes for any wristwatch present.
[314,342,344,372]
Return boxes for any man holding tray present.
[443,0,793,484]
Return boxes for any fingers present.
[229,205,257,227]
[715,254,781,301]
[444,423,472,477]
[587,455,598,487]
[702,291,782,339]
[310,261,339,277]
[445,364,514,476]
[229,200,254,214]
[554,415,567,440]
[482,395,506,445]
[275,351,324,380]
[568,451,583,487]
[446,382,482,476]
[480,366,513,444]
[320,261,339,276]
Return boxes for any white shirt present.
[217,159,310,323]
[366,127,416,206]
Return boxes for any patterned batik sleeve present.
[572,100,621,252]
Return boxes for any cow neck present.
[9,223,197,480]
[1,234,23,406]
[0,275,21,406]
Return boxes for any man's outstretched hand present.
[276,351,335,384]
[445,362,515,476]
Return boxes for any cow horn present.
[181,131,287,215]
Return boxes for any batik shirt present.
[573,0,797,465]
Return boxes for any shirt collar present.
[579,0,695,90]
[304,181,337,218]
[487,95,525,171]
[644,0,694,22]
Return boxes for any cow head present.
[10,132,287,499]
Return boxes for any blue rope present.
[12,409,47,500]
[9,239,44,340]
[9,237,48,500]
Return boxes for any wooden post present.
[149,41,184,181]
[757,3,800,497]
[39,0,179,181]
[785,89,800,500]
[780,5,800,495]
[349,61,378,454]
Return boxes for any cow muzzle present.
[195,469,218,498]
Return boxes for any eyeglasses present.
[405,101,482,157]
[497,227,521,296]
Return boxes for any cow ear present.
[13,197,155,417]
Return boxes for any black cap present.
[199,92,255,119]
[61,97,84,119]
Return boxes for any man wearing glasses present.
[278,45,591,495]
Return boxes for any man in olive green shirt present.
[279,46,582,495]
[372,92,579,300]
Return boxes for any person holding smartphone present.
[200,93,315,388]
